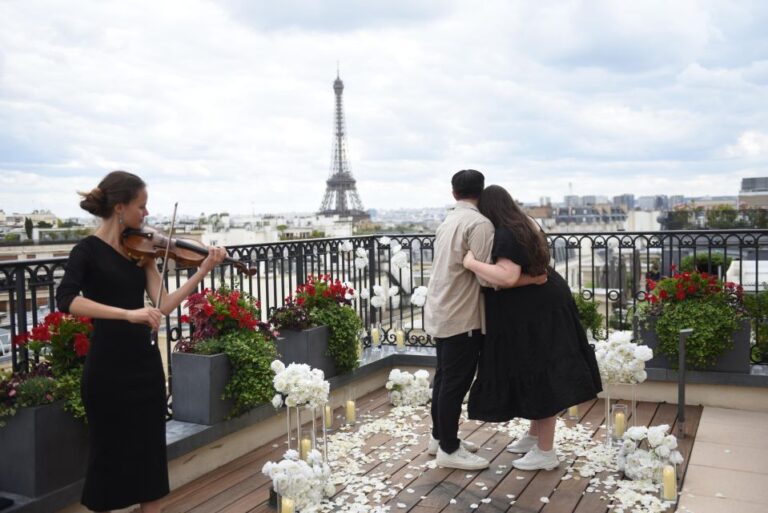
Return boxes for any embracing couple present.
[424,169,603,472]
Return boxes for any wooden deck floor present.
[144,388,702,513]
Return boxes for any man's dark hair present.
[451,169,485,199]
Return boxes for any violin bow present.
[152,202,178,346]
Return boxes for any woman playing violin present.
[56,170,226,513]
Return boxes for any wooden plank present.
[670,404,703,482]
[161,387,392,512]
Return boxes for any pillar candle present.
[324,404,333,429]
[280,496,295,513]
[395,329,405,350]
[345,399,356,424]
[300,437,312,461]
[613,411,626,438]
[568,405,579,418]
[371,328,381,347]
[662,464,677,501]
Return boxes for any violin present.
[121,226,257,276]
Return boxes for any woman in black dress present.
[56,171,226,512]
[463,185,602,471]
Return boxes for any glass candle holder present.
[395,321,406,353]
[611,403,628,441]
[567,404,579,421]
[278,495,295,513]
[371,322,382,351]
[659,464,678,504]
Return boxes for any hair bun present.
[89,187,104,203]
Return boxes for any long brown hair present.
[479,185,550,275]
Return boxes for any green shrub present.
[573,293,604,339]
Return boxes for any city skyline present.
[1,1,767,218]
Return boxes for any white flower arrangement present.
[353,246,369,270]
[271,361,330,409]
[378,236,391,246]
[410,286,428,307]
[385,369,431,407]
[262,449,334,510]
[593,330,653,385]
[388,241,410,271]
[339,240,354,253]
[617,424,684,483]
[368,284,389,309]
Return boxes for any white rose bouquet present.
[262,449,334,509]
[617,424,684,482]
[270,361,330,410]
[385,369,431,407]
[594,330,654,385]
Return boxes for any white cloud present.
[0,0,767,217]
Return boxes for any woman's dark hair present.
[452,169,485,199]
[479,184,550,275]
[78,171,146,218]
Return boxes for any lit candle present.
[371,327,381,347]
[613,411,626,438]
[662,464,677,502]
[280,496,295,513]
[345,399,356,424]
[568,405,579,418]
[300,437,312,461]
[395,329,405,351]
[324,404,333,429]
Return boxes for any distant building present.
[612,194,635,210]
[564,195,581,208]
[669,195,686,208]
[739,177,768,208]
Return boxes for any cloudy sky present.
[1,0,767,218]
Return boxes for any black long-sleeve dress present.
[56,236,169,511]
[467,227,603,421]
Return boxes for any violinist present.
[55,170,226,513]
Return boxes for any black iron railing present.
[3,230,768,380]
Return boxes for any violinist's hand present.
[201,245,227,273]
[463,250,476,270]
[126,307,163,331]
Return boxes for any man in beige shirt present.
[425,169,545,470]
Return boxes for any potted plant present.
[0,312,91,497]
[639,267,750,373]
[573,293,605,340]
[680,252,732,276]
[173,288,277,424]
[271,274,361,377]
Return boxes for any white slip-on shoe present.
[428,437,480,456]
[435,446,490,470]
[511,446,559,471]
[506,434,539,454]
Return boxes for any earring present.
[118,215,124,225]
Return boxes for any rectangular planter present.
[171,352,234,425]
[0,400,88,497]
[639,317,751,373]
[275,325,335,379]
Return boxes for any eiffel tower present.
[318,70,369,222]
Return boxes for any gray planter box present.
[276,325,335,379]
[0,400,88,497]
[171,352,234,425]
[639,317,751,373]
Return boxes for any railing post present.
[368,236,377,326]
[678,328,693,438]
[13,265,29,373]
[296,244,306,288]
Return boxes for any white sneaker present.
[512,446,559,471]
[506,434,538,454]
[427,436,479,456]
[435,446,490,470]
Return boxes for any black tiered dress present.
[467,227,603,421]
[56,236,169,511]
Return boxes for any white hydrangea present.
[355,247,367,259]
[272,361,330,409]
[385,368,432,407]
[339,240,354,253]
[594,330,654,385]
[378,236,391,246]
[354,257,368,270]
